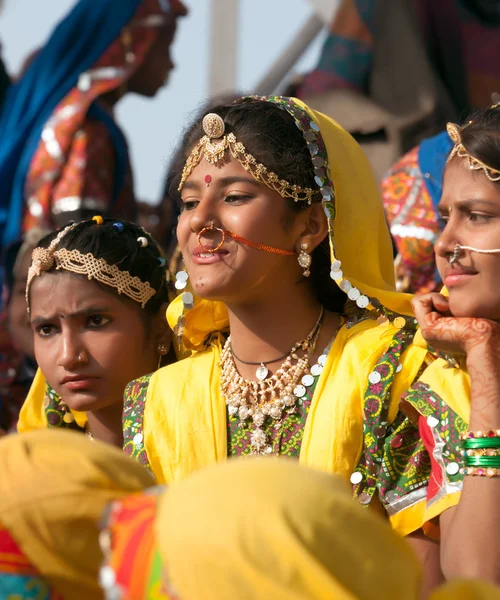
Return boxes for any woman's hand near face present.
[413,292,500,357]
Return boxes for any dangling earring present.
[157,344,169,370]
[298,242,312,277]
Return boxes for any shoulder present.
[340,318,412,362]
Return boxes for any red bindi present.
[205,174,212,187]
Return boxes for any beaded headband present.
[26,222,156,308]
[446,122,500,182]
[178,113,318,205]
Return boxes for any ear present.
[295,203,329,253]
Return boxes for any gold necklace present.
[220,307,324,455]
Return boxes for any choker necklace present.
[231,347,292,382]
[220,307,324,455]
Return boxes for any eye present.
[36,324,57,337]
[469,212,492,223]
[87,315,111,328]
[224,194,252,204]
[180,199,199,212]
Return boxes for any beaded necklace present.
[220,308,324,454]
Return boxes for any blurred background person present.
[0,228,50,433]
[293,0,500,180]
[0,0,187,253]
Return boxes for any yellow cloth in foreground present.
[157,457,421,600]
[0,429,152,600]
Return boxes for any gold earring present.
[157,344,169,370]
[297,242,312,277]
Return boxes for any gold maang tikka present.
[447,121,500,182]
[178,113,318,204]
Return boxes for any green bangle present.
[465,456,500,468]
[463,438,500,450]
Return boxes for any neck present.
[86,403,124,448]
[227,284,332,380]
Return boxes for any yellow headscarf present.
[157,457,421,600]
[143,98,430,498]
[0,429,153,600]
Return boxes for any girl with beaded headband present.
[18,217,172,448]
[121,96,472,587]
[380,101,500,587]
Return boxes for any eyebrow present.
[438,198,500,214]
[182,175,260,192]
[30,306,113,325]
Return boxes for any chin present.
[448,296,500,321]
[64,391,103,413]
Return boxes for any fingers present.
[412,293,448,327]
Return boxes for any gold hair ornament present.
[26,223,156,308]
[178,113,318,204]
[447,122,500,182]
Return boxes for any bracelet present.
[463,466,500,477]
[460,429,500,440]
[464,456,500,468]
[464,448,500,457]
[463,438,500,450]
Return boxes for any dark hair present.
[170,98,347,313]
[458,107,500,174]
[1,240,22,302]
[33,218,169,317]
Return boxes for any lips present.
[61,375,99,391]
[443,264,478,287]
[192,247,229,256]
[192,246,229,265]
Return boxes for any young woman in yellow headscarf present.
[122,96,451,589]
[379,103,500,586]
[0,429,152,600]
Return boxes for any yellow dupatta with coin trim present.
[141,98,430,537]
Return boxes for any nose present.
[188,196,219,234]
[56,329,88,370]
[435,218,460,263]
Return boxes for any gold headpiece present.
[447,122,500,182]
[178,113,318,204]
[26,224,156,308]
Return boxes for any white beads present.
[330,269,343,281]
[350,471,363,485]
[340,280,352,293]
[347,287,361,301]
[427,415,439,428]
[356,295,369,308]
[175,270,189,290]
